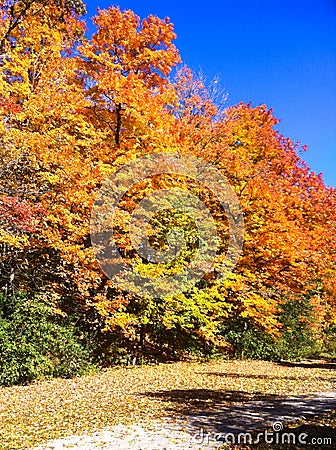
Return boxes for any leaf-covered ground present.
[0,359,335,449]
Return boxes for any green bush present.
[221,317,278,360]
[274,296,322,360]
[320,324,336,359]
[0,292,95,386]
[221,296,322,361]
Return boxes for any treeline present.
[0,0,335,386]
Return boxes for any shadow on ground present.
[277,360,336,370]
[142,360,336,447]
[142,388,336,447]
[199,372,336,382]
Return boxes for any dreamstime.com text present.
[193,422,333,446]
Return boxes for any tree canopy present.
[0,1,335,367]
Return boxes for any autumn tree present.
[156,70,336,355]
[0,1,334,365]
[0,0,91,300]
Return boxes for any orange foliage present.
[0,2,334,347]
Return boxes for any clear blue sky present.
[85,0,336,187]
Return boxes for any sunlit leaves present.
[0,1,334,356]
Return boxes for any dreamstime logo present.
[90,153,244,298]
[272,421,283,432]
[193,422,333,447]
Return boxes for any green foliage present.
[275,296,322,360]
[221,296,322,361]
[321,324,336,359]
[0,292,94,386]
[221,317,277,360]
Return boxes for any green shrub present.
[320,324,336,359]
[221,317,278,360]
[274,296,322,360]
[0,292,95,386]
[221,296,322,361]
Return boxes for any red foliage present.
[0,196,45,232]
